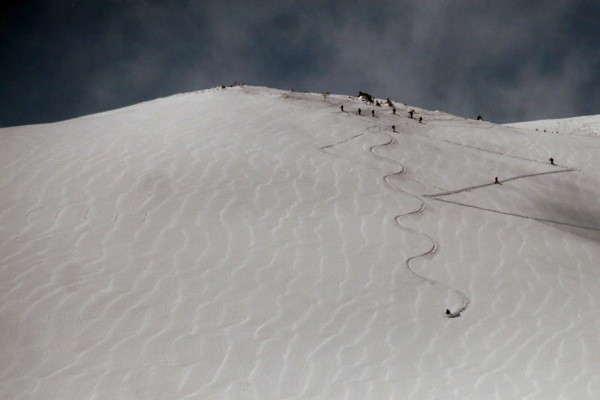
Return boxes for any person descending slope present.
[340,105,344,112]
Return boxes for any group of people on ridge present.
[342,93,558,189]
[340,96,423,124]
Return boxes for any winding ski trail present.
[366,127,471,317]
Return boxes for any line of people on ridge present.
[340,103,423,123]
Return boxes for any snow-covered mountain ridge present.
[506,114,600,137]
[1,86,599,399]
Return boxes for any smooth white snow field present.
[1,86,599,399]
[506,114,600,137]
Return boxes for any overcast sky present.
[1,1,598,127]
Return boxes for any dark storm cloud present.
[1,0,598,127]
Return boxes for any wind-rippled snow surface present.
[1,86,599,399]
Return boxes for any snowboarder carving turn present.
[445,309,460,318]
[549,157,554,165]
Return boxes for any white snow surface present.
[1,86,599,399]
[506,114,600,137]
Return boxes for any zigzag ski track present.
[367,126,471,317]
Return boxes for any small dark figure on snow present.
[392,125,396,132]
[408,109,414,119]
[418,116,423,123]
[372,110,375,117]
[477,115,483,121]
[446,309,461,318]
[549,157,554,165]
[340,105,344,112]
[495,177,499,184]
[392,108,396,115]
[358,108,362,115]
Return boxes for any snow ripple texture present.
[1,87,599,399]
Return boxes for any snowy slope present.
[1,86,599,399]
[506,114,600,137]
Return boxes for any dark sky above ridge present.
[1,0,599,127]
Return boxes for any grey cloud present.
[0,0,598,126]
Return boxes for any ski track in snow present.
[423,163,600,235]
[425,168,576,198]
[429,196,600,235]
[365,130,471,316]
[321,120,471,316]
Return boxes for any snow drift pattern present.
[1,86,599,399]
